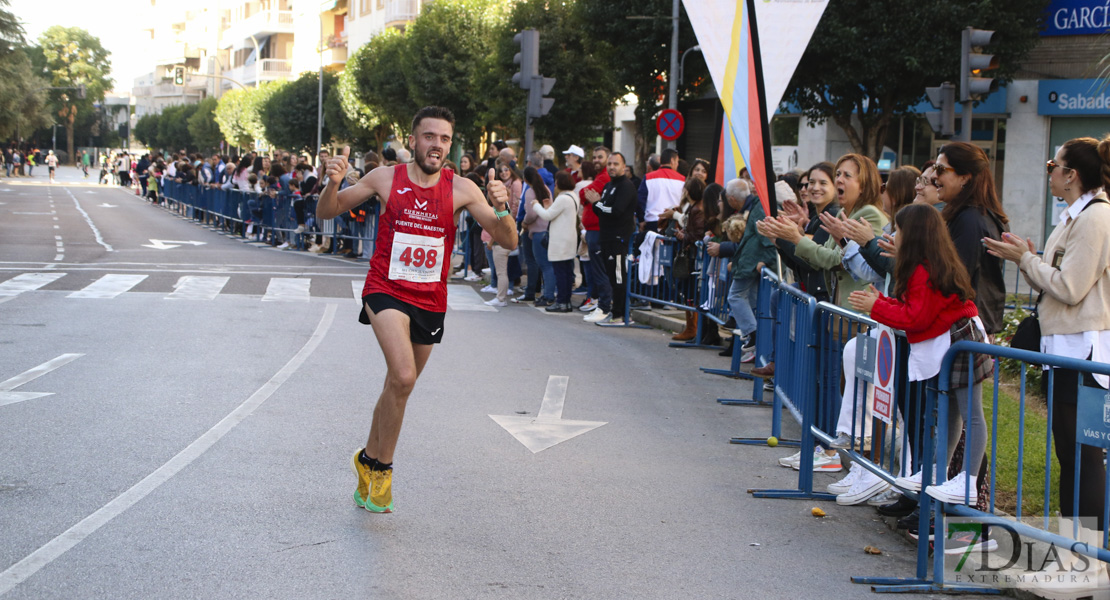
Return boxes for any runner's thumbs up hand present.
[326,146,350,184]
[486,167,508,211]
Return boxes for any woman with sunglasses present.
[984,136,1110,575]
[912,160,940,208]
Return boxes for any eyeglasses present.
[933,163,955,177]
[915,176,940,188]
[1046,159,1072,174]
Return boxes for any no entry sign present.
[656,109,684,140]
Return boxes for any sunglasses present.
[915,176,940,188]
[933,163,956,177]
[1046,159,1072,174]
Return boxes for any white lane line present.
[262,278,311,302]
[64,188,113,252]
[53,255,63,262]
[0,304,337,595]
[67,274,147,299]
[446,284,496,312]
[0,273,66,297]
[165,276,229,300]
[0,354,84,408]
[351,280,363,302]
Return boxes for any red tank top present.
[363,165,457,312]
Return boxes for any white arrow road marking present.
[0,273,66,297]
[67,274,147,299]
[0,354,83,407]
[142,239,206,250]
[97,203,117,208]
[490,376,606,453]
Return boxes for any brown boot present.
[751,362,775,377]
[672,311,697,341]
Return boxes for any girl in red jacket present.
[849,204,991,507]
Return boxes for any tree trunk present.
[66,110,76,166]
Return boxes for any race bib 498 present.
[388,232,444,284]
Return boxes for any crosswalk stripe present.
[67,274,148,299]
[446,284,497,312]
[262,278,311,302]
[166,276,230,300]
[0,273,67,297]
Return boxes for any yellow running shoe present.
[350,449,372,508]
[367,468,393,513]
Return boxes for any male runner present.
[317,106,517,513]
[45,151,58,183]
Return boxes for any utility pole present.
[666,0,679,150]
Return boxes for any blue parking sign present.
[1077,383,1110,449]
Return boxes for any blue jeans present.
[586,230,611,311]
[484,245,496,287]
[531,232,556,301]
[728,275,759,337]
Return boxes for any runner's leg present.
[364,308,433,464]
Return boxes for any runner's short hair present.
[411,106,455,136]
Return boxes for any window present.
[361,0,372,15]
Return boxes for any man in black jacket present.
[585,152,638,325]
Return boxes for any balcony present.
[384,0,419,27]
[221,58,293,89]
[221,9,294,48]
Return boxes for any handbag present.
[673,245,694,279]
[1010,313,1041,353]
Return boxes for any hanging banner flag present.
[686,0,829,217]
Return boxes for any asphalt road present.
[0,167,958,599]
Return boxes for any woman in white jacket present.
[531,170,580,313]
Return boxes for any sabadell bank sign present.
[1039,80,1110,116]
[1042,0,1110,36]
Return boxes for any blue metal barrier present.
[914,342,1110,594]
[667,241,725,350]
[747,281,835,501]
[713,268,778,410]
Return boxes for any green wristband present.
[495,209,510,218]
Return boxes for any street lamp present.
[679,45,701,87]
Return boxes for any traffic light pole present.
[959,30,972,142]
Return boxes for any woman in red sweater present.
[849,204,992,508]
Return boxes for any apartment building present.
[217,0,295,92]
[131,1,219,118]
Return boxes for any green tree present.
[0,48,51,140]
[783,0,1050,160]
[187,97,224,152]
[578,0,708,173]
[156,103,198,151]
[260,71,335,153]
[0,0,25,50]
[214,81,282,150]
[36,26,113,163]
[133,113,160,148]
[403,0,501,146]
[346,28,412,143]
[485,0,623,155]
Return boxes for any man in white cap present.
[562,144,584,183]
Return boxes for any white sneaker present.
[779,446,822,468]
[294,225,305,234]
[837,469,890,505]
[893,470,923,492]
[484,298,507,307]
[464,273,482,282]
[479,285,496,294]
[276,242,290,249]
[740,348,756,363]
[579,298,597,312]
[925,471,978,505]
[866,488,902,506]
[827,463,863,494]
[795,451,842,472]
[584,310,609,323]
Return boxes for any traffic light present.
[960,28,999,101]
[924,82,956,137]
[173,66,185,86]
[512,29,538,90]
[527,76,556,120]
[76,84,86,100]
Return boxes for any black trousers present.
[601,239,627,318]
[1050,365,1107,531]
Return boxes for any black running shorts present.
[360,292,445,345]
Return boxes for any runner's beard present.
[415,147,443,176]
